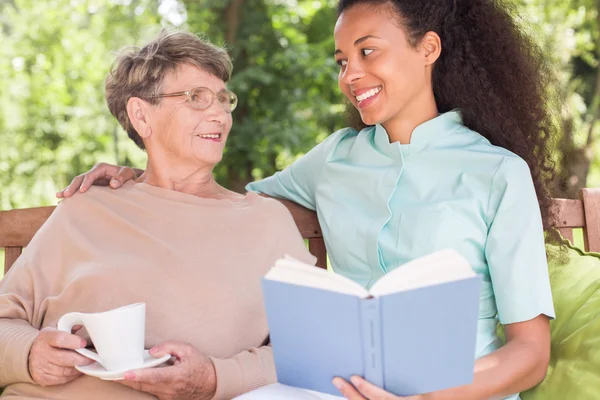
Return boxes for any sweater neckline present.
[129,181,258,208]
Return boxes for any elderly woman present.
[0,30,315,400]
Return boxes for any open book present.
[261,249,482,397]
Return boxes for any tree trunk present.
[223,0,254,193]
[556,4,600,199]
[557,145,593,199]
[224,0,244,45]
[227,163,253,193]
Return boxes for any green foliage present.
[0,0,164,208]
[182,0,345,191]
[0,0,598,208]
[512,0,599,194]
[573,227,586,249]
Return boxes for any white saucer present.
[75,350,172,380]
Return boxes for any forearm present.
[0,319,39,387]
[427,339,549,400]
[209,345,276,400]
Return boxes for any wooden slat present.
[550,198,585,228]
[580,188,600,252]
[279,199,327,268]
[308,238,327,269]
[4,247,22,275]
[0,206,55,247]
[557,227,574,243]
[0,194,594,280]
[278,199,322,238]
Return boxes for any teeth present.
[356,87,381,102]
[198,134,221,139]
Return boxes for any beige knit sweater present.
[0,182,315,399]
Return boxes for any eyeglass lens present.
[190,88,238,112]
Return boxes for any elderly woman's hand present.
[28,327,95,386]
[56,162,142,199]
[119,341,216,400]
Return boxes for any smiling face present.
[334,3,434,129]
[145,64,233,169]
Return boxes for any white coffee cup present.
[57,302,146,371]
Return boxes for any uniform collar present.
[373,109,463,151]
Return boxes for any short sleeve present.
[484,157,555,325]
[245,129,350,211]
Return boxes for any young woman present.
[59,1,557,399]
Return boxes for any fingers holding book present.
[333,375,422,400]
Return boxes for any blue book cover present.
[261,251,482,397]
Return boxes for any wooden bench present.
[2,189,600,275]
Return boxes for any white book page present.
[264,256,370,298]
[369,249,475,297]
[234,383,344,399]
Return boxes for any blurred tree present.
[1,0,599,209]
[515,0,599,197]
[0,0,345,205]
[192,0,600,196]
[181,0,344,192]
[560,0,600,197]
[0,0,164,208]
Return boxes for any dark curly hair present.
[338,0,560,234]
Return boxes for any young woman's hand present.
[334,376,426,400]
[56,163,141,198]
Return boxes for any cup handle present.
[56,312,102,364]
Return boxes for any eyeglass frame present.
[144,86,238,113]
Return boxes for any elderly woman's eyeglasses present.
[147,87,238,113]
